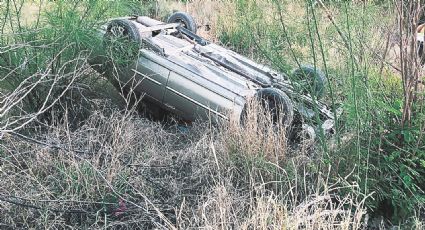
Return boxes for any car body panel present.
[133,55,170,103]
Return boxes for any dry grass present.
[189,185,366,229]
[222,98,288,162]
[22,1,63,22]
[0,99,368,228]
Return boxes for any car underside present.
[89,12,338,140]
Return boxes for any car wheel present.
[104,19,141,66]
[291,65,326,99]
[255,88,294,128]
[167,12,197,34]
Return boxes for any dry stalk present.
[396,0,423,127]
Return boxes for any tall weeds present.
[0,103,368,228]
[217,0,424,225]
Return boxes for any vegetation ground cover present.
[0,0,424,228]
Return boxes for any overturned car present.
[90,12,336,139]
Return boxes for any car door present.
[162,50,251,123]
[130,51,170,104]
[164,70,232,122]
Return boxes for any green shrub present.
[0,0,155,129]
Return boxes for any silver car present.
[90,12,336,138]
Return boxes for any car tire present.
[167,12,197,34]
[292,65,326,99]
[104,19,141,65]
[106,19,141,40]
[255,88,294,128]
